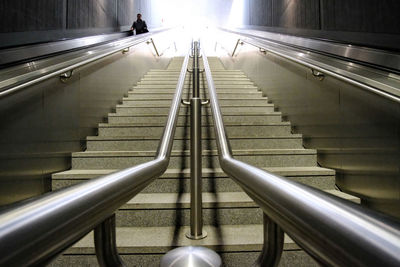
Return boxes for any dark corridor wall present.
[0,0,151,48]
[246,0,400,50]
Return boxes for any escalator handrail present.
[0,28,170,99]
[221,29,400,104]
[201,48,400,266]
[0,50,189,266]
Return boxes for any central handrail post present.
[186,41,207,240]
[193,41,200,98]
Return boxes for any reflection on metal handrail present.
[0,49,190,266]
[201,48,400,266]
[229,37,400,104]
[0,30,169,99]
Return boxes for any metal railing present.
[226,34,400,104]
[201,47,400,266]
[0,49,190,266]
[0,30,167,99]
[182,41,209,240]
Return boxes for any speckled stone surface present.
[53,175,335,193]
[108,112,283,124]
[127,91,264,98]
[86,136,303,151]
[49,59,358,267]
[115,105,274,115]
[71,149,317,169]
[97,124,291,137]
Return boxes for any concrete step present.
[143,74,249,79]
[107,113,283,124]
[86,135,303,151]
[113,190,359,227]
[127,92,263,99]
[50,225,319,267]
[147,69,244,73]
[121,98,269,106]
[114,105,274,115]
[129,89,259,94]
[71,149,318,169]
[113,192,261,227]
[137,80,254,85]
[141,76,249,81]
[97,122,292,138]
[52,167,335,193]
[132,84,257,89]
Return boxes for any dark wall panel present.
[272,0,320,29]
[249,0,272,26]
[321,0,400,34]
[117,0,135,27]
[67,0,117,29]
[0,0,64,33]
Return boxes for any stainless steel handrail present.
[0,29,169,99]
[201,48,400,266]
[224,32,400,104]
[0,50,190,266]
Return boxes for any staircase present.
[51,57,358,266]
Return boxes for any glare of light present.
[144,0,247,55]
[227,0,246,27]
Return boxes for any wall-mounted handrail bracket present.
[259,48,267,54]
[122,47,130,54]
[181,99,190,106]
[311,69,325,81]
[201,99,210,105]
[59,70,73,82]
[187,69,193,73]
[147,38,160,57]
[232,39,244,57]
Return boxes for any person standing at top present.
[131,13,148,35]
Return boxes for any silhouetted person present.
[131,13,148,35]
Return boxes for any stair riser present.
[86,138,303,151]
[132,85,257,89]
[97,125,291,137]
[107,114,282,124]
[144,75,248,79]
[52,175,334,193]
[138,81,254,85]
[115,106,274,114]
[71,153,317,169]
[122,99,269,106]
[115,207,263,227]
[127,92,263,99]
[49,250,317,267]
[130,88,258,94]
[142,77,249,81]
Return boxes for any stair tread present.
[107,112,282,117]
[122,97,267,100]
[72,149,317,157]
[53,166,334,179]
[112,111,279,116]
[121,190,359,209]
[116,104,272,108]
[66,224,267,254]
[87,134,302,141]
[97,122,289,127]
